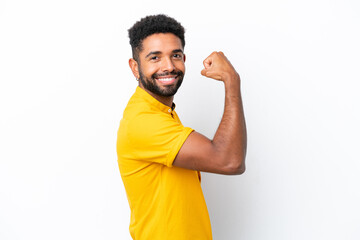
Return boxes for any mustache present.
[152,70,184,78]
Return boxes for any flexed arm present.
[173,52,247,175]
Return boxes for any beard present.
[139,69,184,97]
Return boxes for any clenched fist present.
[201,51,239,82]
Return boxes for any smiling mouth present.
[155,76,177,84]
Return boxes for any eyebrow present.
[145,49,184,59]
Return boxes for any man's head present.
[128,14,185,61]
[128,15,186,98]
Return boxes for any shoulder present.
[130,111,181,143]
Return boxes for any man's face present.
[136,33,185,97]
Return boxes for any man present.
[117,14,247,240]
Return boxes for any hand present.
[201,51,238,82]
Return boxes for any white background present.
[1,0,359,239]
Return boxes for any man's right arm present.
[173,51,247,175]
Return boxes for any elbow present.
[237,163,246,175]
[230,163,246,175]
[224,157,246,175]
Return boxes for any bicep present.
[173,131,234,174]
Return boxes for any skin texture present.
[129,33,247,175]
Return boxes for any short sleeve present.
[125,111,193,167]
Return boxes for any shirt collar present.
[135,86,176,114]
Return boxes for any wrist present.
[223,72,240,88]
[222,72,240,84]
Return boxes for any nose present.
[160,57,175,72]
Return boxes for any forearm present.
[212,73,247,173]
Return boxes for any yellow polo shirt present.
[116,87,212,240]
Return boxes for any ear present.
[129,58,139,79]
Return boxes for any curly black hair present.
[128,14,185,61]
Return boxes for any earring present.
[136,77,139,81]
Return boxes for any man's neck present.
[139,86,174,108]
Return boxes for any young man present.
[117,14,247,240]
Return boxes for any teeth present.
[158,78,174,82]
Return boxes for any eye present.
[150,56,159,61]
[173,54,182,59]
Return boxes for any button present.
[168,109,171,113]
